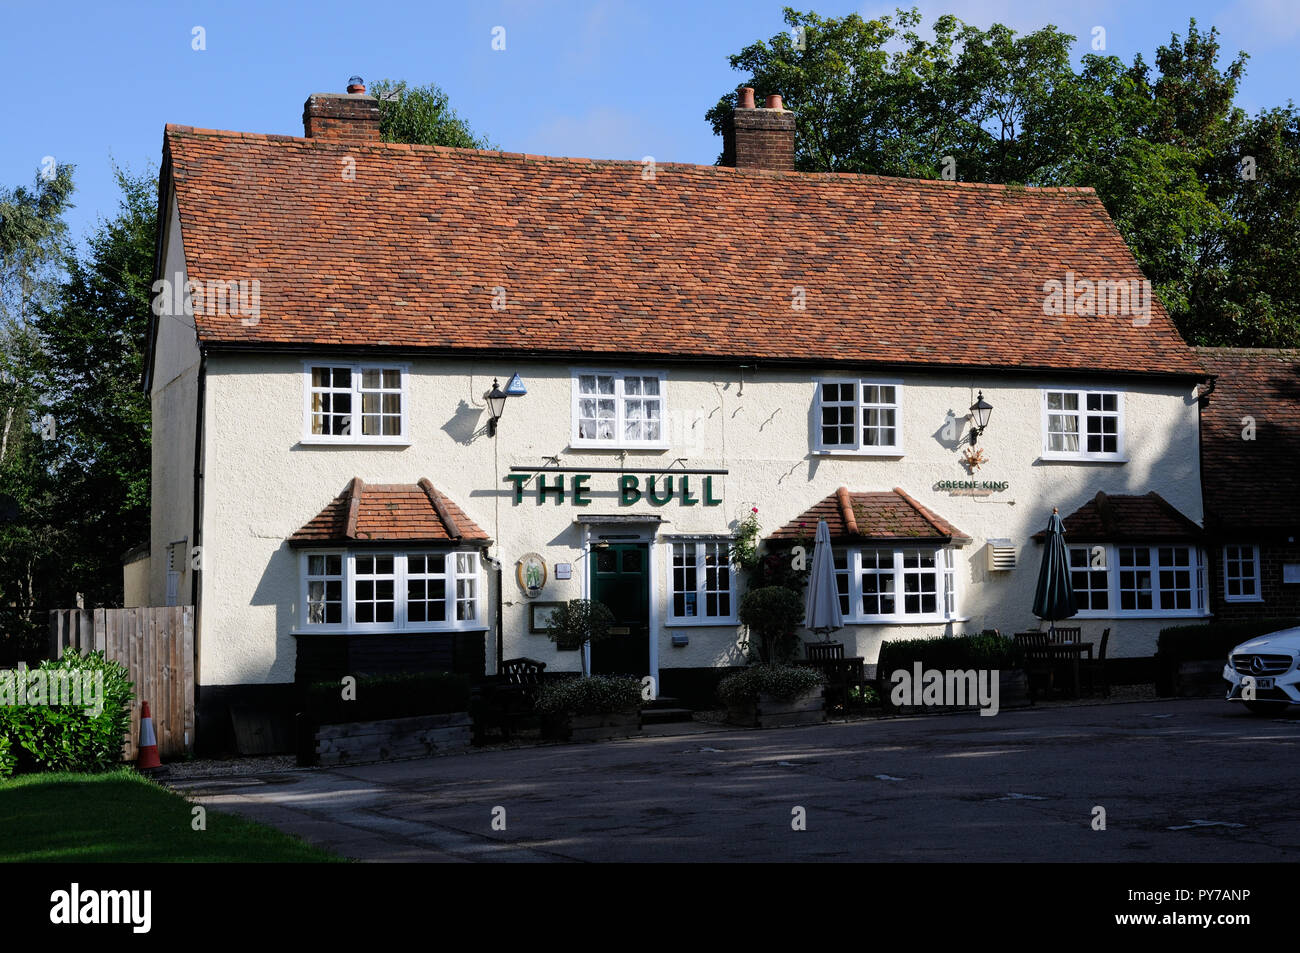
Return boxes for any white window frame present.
[570,369,668,449]
[831,545,957,624]
[666,539,737,625]
[301,361,410,445]
[1222,544,1263,603]
[1066,543,1208,619]
[1040,387,1125,462]
[298,549,486,632]
[813,378,904,455]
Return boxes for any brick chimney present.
[303,76,381,140]
[721,86,795,171]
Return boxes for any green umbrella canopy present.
[1033,507,1078,627]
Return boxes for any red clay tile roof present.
[1032,492,1202,542]
[1196,347,1300,537]
[289,478,489,546]
[160,125,1203,378]
[767,487,969,543]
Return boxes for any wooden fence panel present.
[47,607,195,760]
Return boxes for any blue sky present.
[3,0,1297,246]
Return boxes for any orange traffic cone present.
[136,701,163,772]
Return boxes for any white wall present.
[149,192,200,611]
[191,353,1202,687]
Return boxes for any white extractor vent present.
[987,539,1016,572]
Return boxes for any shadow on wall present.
[442,399,485,446]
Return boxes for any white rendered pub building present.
[136,82,1209,750]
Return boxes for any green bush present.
[876,632,1022,680]
[1156,619,1300,663]
[0,651,134,776]
[304,671,471,726]
[535,675,643,716]
[738,586,806,663]
[717,665,824,706]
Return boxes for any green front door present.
[590,543,650,677]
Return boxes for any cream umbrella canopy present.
[805,519,844,638]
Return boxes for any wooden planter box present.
[549,710,642,743]
[884,669,1030,715]
[1174,660,1228,698]
[308,711,472,766]
[727,688,826,728]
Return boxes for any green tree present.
[369,79,496,149]
[31,162,155,609]
[0,163,76,662]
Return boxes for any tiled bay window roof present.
[768,488,969,543]
[1031,491,1202,543]
[160,125,1204,378]
[289,478,489,546]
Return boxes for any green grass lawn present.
[0,770,344,862]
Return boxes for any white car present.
[1223,625,1300,714]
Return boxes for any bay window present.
[831,546,957,623]
[1067,543,1206,617]
[301,550,484,631]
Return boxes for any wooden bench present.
[471,657,547,742]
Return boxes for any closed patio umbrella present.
[1033,507,1078,637]
[805,519,844,638]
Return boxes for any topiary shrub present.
[738,586,806,663]
[535,675,643,716]
[545,599,616,675]
[0,650,134,774]
[717,665,824,707]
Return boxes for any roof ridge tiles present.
[162,125,1099,193]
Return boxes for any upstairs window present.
[305,364,407,443]
[572,371,666,447]
[1042,388,1123,461]
[815,380,902,453]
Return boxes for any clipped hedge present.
[0,651,134,777]
[1156,619,1300,663]
[876,632,1022,680]
[535,675,643,716]
[717,665,824,706]
[304,671,471,726]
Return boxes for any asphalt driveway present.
[170,699,1300,862]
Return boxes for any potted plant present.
[737,586,806,664]
[545,598,616,676]
[535,675,644,742]
[718,665,825,728]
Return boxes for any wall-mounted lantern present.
[969,391,993,445]
[485,379,509,437]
